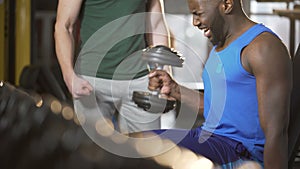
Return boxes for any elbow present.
[54,22,64,40]
[54,20,74,39]
[265,121,289,142]
[54,22,60,40]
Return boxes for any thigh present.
[118,93,161,133]
[153,128,246,166]
[120,75,178,130]
[79,76,120,120]
[118,76,161,133]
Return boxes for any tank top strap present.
[235,23,278,49]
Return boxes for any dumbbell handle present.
[147,63,164,71]
[143,45,183,96]
[147,63,165,96]
[131,45,183,113]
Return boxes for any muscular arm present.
[243,33,292,169]
[147,0,203,113]
[55,0,82,81]
[54,0,92,98]
[149,71,204,115]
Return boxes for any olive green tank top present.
[77,0,148,80]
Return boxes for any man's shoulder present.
[246,31,285,57]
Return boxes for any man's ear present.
[222,0,234,14]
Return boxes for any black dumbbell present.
[132,45,184,113]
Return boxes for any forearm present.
[54,23,76,82]
[260,92,289,169]
[147,0,170,47]
[264,133,288,169]
[54,0,82,83]
[258,83,290,169]
[149,18,170,47]
[149,69,204,114]
[171,84,204,115]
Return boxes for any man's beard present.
[210,33,224,47]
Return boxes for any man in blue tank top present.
[149,0,292,168]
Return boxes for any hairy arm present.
[243,32,292,169]
[54,0,92,98]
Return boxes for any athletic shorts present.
[153,127,262,168]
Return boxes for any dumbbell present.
[132,45,184,113]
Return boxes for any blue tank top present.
[201,24,277,163]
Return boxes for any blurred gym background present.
[0,0,299,169]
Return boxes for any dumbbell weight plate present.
[132,91,176,113]
[132,45,183,113]
[142,45,184,67]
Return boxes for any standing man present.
[148,0,292,168]
[54,0,174,133]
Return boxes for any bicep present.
[247,34,292,133]
[56,0,83,29]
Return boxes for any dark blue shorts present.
[153,127,253,166]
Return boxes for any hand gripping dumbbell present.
[132,45,184,114]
